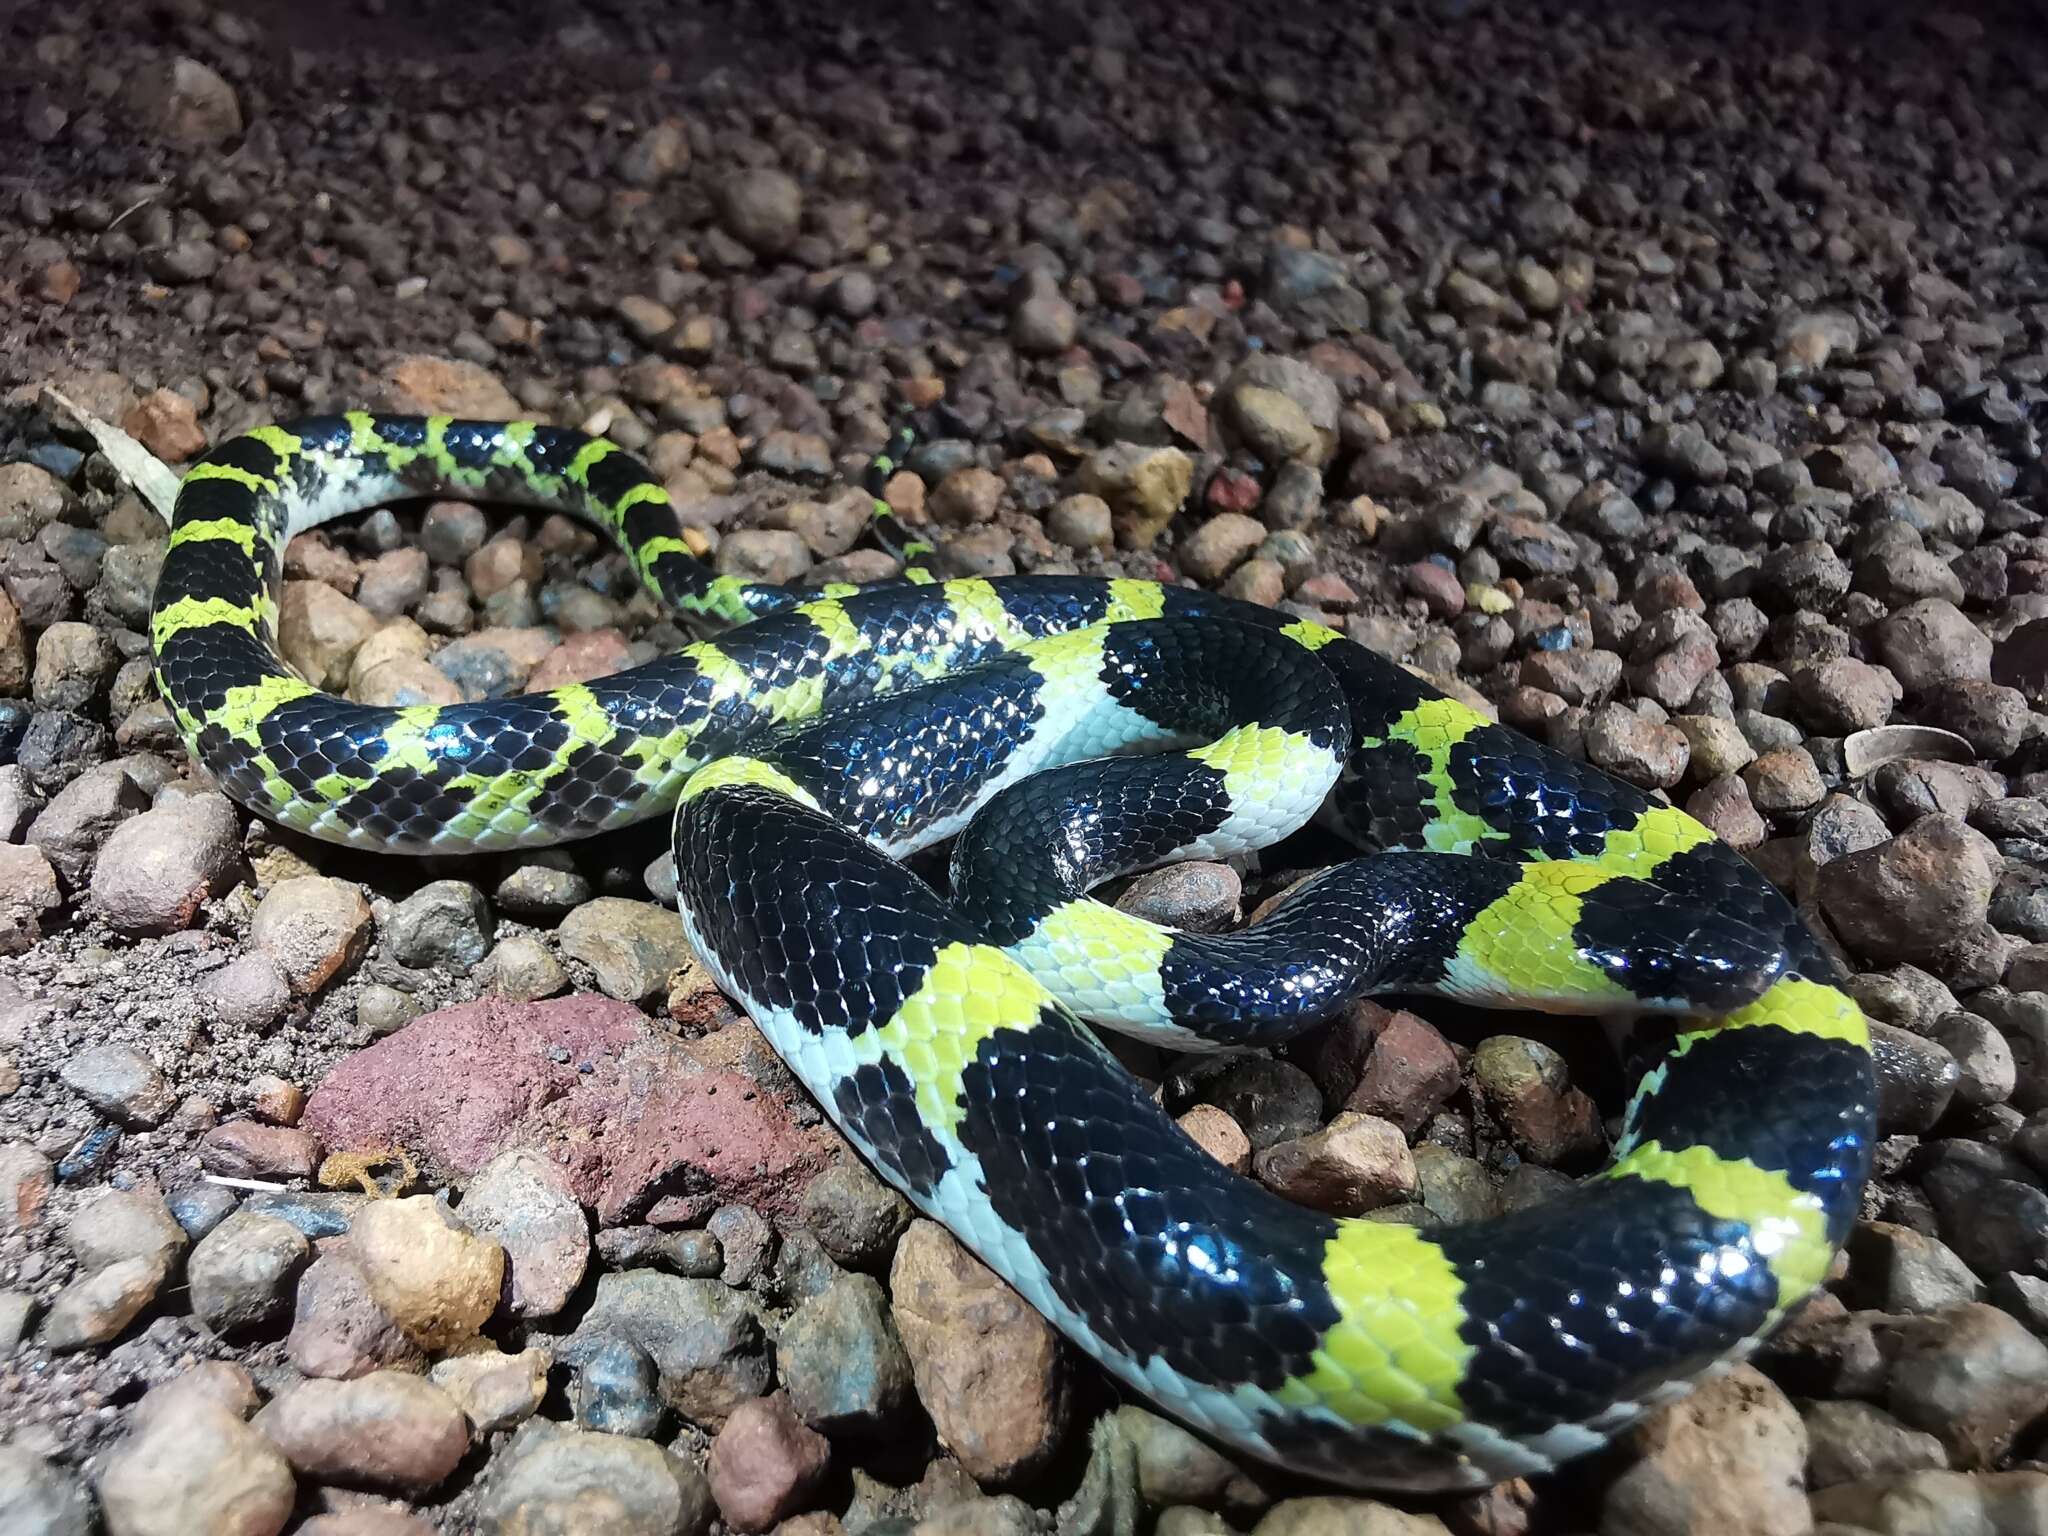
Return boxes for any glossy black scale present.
[1432,1178,1789,1438]
[755,652,1053,846]
[957,1012,1351,1394]
[675,785,959,1038]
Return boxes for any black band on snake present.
[149,413,1875,1493]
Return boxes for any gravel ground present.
[6,0,2048,1532]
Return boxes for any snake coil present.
[150,414,1873,1491]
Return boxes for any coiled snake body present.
[150,414,1874,1492]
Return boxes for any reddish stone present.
[565,1064,836,1228]
[198,1121,321,1181]
[708,1393,831,1533]
[1403,560,1466,619]
[525,630,634,692]
[1204,466,1261,514]
[1347,1011,1462,1136]
[301,995,835,1223]
[303,995,646,1183]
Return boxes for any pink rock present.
[526,1053,837,1227]
[302,996,835,1224]
[1204,466,1260,514]
[302,995,647,1182]
[708,1394,831,1533]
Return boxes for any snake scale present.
[149,413,1875,1493]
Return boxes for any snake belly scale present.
[150,414,1874,1492]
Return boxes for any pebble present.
[1584,703,1689,788]
[1188,1057,1322,1149]
[890,1219,1070,1484]
[1228,358,1339,466]
[779,1272,916,1436]
[255,1372,470,1494]
[1816,813,1996,969]
[31,621,114,712]
[1884,1302,2048,1465]
[250,876,374,993]
[708,1394,833,1532]
[1472,1036,1601,1164]
[166,1180,239,1240]
[385,879,494,970]
[1079,443,1194,551]
[1869,1023,1960,1135]
[720,167,804,254]
[354,983,420,1036]
[1742,747,1826,814]
[96,1396,294,1536]
[798,1161,915,1271]
[558,896,693,1003]
[1802,1399,1948,1489]
[280,581,381,687]
[719,529,813,583]
[90,793,245,936]
[349,1195,505,1349]
[1931,1011,2018,1107]
[57,1041,174,1127]
[0,764,40,840]
[16,713,113,797]
[39,1255,164,1351]
[1013,287,1079,355]
[1599,1365,1808,1536]
[287,1246,424,1379]
[477,934,568,1000]
[64,1184,186,1273]
[189,1210,310,1333]
[296,1514,436,1536]
[202,954,289,1036]
[0,842,62,954]
[0,1445,94,1536]
[197,1121,321,1181]
[456,1148,589,1318]
[1252,1498,1450,1536]
[1047,495,1113,551]
[1520,647,1622,705]
[1792,657,1903,734]
[573,1335,665,1437]
[250,1073,306,1126]
[0,1291,33,1355]
[567,1269,773,1425]
[25,760,148,888]
[1253,1112,1418,1214]
[1,1142,54,1233]
[1876,598,1992,695]
[1117,862,1242,933]
[476,1423,712,1536]
[1180,513,1268,582]
[1686,775,1768,850]
[599,1224,726,1280]
[1113,1405,1258,1513]
[1810,1469,2048,1536]
[129,55,243,147]
[357,548,430,617]
[1176,1105,1252,1172]
[429,1344,551,1434]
